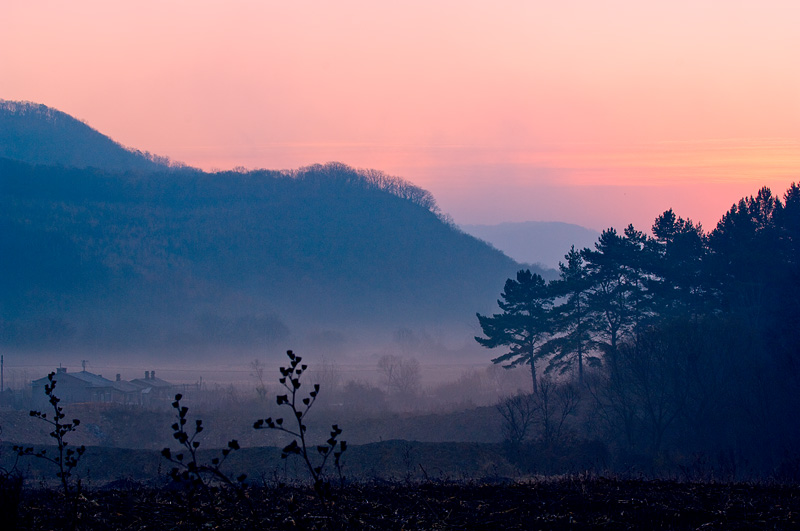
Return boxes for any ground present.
[6,477,799,530]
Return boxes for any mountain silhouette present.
[1,101,543,355]
[461,221,600,269]
[0,100,187,173]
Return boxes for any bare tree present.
[249,359,268,401]
[310,358,342,400]
[378,355,421,398]
[586,322,694,455]
[533,376,581,446]
[497,393,537,447]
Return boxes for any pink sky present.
[2,1,799,231]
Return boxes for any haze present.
[3,0,798,230]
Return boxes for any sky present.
[2,1,799,231]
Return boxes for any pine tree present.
[476,270,553,393]
[546,247,598,384]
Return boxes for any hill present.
[0,102,538,356]
[0,100,185,173]
[460,221,600,269]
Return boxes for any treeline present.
[477,184,800,478]
[282,162,453,225]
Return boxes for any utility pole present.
[1,355,4,393]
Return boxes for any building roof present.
[129,377,174,389]
[69,370,116,387]
[111,380,141,393]
[33,369,172,393]
[32,370,114,388]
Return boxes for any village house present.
[31,367,176,407]
[129,370,178,404]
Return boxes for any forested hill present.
[0,100,185,173]
[0,106,537,352]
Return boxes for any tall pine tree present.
[476,270,553,393]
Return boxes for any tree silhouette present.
[649,209,708,319]
[546,246,598,384]
[581,226,649,367]
[476,270,553,393]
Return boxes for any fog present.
[0,336,531,459]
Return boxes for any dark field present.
[3,440,800,529]
[6,477,799,530]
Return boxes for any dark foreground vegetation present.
[3,477,798,530]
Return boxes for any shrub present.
[254,350,347,503]
[15,372,85,498]
[161,393,246,489]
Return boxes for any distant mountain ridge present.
[461,221,600,269]
[0,101,540,354]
